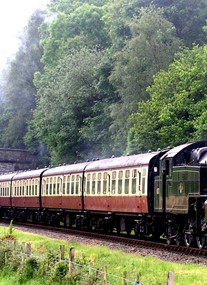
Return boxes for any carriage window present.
[67,176,70,194]
[92,173,96,194]
[62,176,66,195]
[142,177,146,194]
[138,171,141,193]
[111,171,116,194]
[56,178,60,195]
[132,169,137,194]
[57,182,60,194]
[53,177,56,194]
[75,176,79,195]
[49,178,52,195]
[46,178,49,195]
[71,175,75,195]
[118,171,123,194]
[97,173,101,195]
[87,174,91,194]
[103,172,107,194]
[35,185,38,196]
[125,170,130,194]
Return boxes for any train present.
[0,140,207,248]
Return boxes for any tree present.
[109,6,181,154]
[0,10,45,149]
[106,0,207,50]
[131,45,207,151]
[162,0,207,46]
[42,2,110,67]
[26,48,115,164]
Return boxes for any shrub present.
[18,256,39,283]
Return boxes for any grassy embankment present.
[0,224,206,285]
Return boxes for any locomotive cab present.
[154,141,207,248]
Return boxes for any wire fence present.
[1,240,174,285]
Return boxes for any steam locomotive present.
[0,140,207,248]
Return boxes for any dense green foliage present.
[0,0,207,164]
[131,45,207,151]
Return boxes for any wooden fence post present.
[69,247,75,275]
[26,243,31,257]
[13,240,18,258]
[103,266,108,285]
[122,271,127,285]
[88,265,92,285]
[13,240,18,252]
[134,273,141,285]
[94,268,100,284]
[166,271,174,285]
[60,245,65,260]
[21,242,25,263]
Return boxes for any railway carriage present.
[82,152,166,234]
[0,173,16,218]
[41,162,89,226]
[10,168,47,221]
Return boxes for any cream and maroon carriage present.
[0,173,15,218]
[82,152,163,234]
[10,168,47,221]
[41,162,89,226]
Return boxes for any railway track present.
[1,220,207,258]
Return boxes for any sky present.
[0,0,49,70]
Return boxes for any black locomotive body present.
[154,141,207,248]
[0,140,207,248]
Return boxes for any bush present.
[18,256,39,283]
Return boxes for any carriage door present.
[154,158,170,213]
[104,171,111,211]
[154,175,162,212]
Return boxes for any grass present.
[0,224,206,285]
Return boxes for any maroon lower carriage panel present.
[84,195,149,213]
[12,197,40,208]
[0,197,11,207]
[42,196,82,210]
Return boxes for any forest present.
[0,0,207,166]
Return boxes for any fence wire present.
[68,261,140,285]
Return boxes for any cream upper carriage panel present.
[0,173,17,198]
[83,152,160,196]
[42,162,89,196]
[11,168,48,197]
